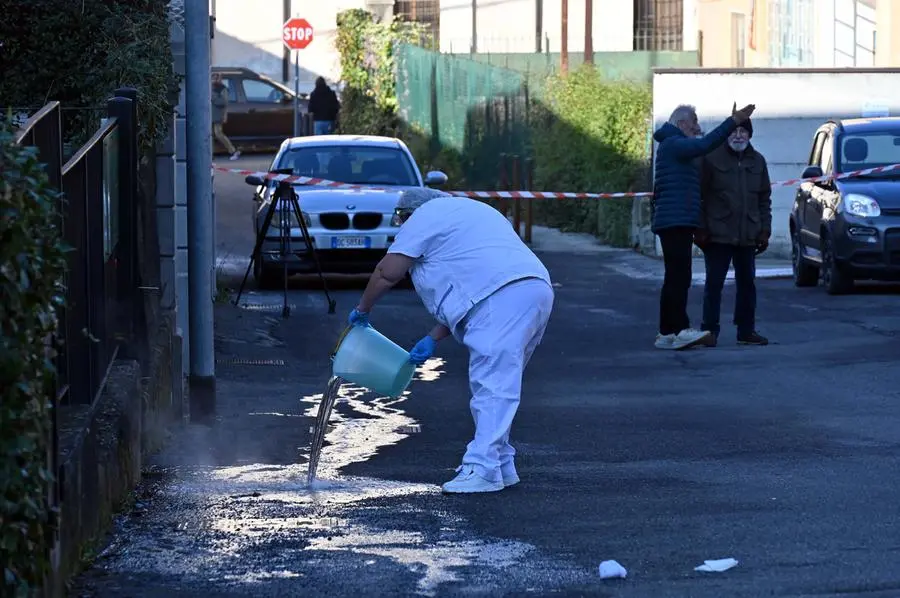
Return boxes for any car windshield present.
[837,131,900,175]
[275,146,419,186]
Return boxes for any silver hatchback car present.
[247,135,448,287]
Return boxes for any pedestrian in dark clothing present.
[308,76,340,135]
[651,102,755,350]
[695,119,771,346]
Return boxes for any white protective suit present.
[387,196,554,483]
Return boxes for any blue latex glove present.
[409,335,437,365]
[348,308,370,327]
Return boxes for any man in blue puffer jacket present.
[652,102,756,350]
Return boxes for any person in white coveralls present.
[349,187,554,494]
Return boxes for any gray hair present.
[668,104,697,125]
[396,187,451,212]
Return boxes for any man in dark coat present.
[308,76,340,135]
[651,102,755,350]
[695,119,771,346]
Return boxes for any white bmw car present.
[246,135,448,287]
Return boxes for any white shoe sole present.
[441,482,504,494]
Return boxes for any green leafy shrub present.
[0,124,68,597]
[335,9,429,138]
[530,66,652,245]
[0,0,179,156]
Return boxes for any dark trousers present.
[658,227,695,336]
[701,243,756,336]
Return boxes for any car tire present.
[254,260,283,290]
[821,231,853,295]
[791,229,819,287]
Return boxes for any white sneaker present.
[442,465,504,494]
[229,151,241,160]
[672,328,712,350]
[655,333,676,349]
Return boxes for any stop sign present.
[283,18,314,51]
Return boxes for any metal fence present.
[13,90,142,523]
[396,43,532,188]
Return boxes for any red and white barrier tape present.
[213,162,900,200]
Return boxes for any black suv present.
[790,117,900,294]
[212,67,310,153]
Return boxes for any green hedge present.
[0,0,178,155]
[334,9,428,138]
[0,125,68,596]
[530,67,651,245]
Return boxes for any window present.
[836,132,900,173]
[221,77,238,103]
[767,0,815,67]
[731,13,746,67]
[809,131,827,165]
[633,0,683,51]
[819,133,834,173]
[276,146,420,186]
[242,79,283,103]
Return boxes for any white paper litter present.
[694,557,739,572]
[598,560,627,579]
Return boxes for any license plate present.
[331,236,369,249]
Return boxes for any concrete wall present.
[650,68,900,259]
[439,0,633,55]
[212,0,374,94]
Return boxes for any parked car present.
[245,134,448,287]
[790,117,900,294]
[212,66,309,153]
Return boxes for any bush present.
[335,9,428,138]
[530,66,652,245]
[0,125,68,596]
[0,0,178,156]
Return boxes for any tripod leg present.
[234,194,281,305]
[280,198,291,318]
[290,192,336,314]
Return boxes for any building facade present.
[694,0,900,68]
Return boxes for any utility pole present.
[584,0,593,65]
[561,0,568,72]
[185,0,216,421]
[470,0,478,54]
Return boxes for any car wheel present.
[821,232,853,295]
[254,260,282,290]
[791,229,819,287]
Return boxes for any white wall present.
[439,0,633,54]
[652,69,900,258]
[213,0,368,93]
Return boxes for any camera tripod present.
[233,172,336,318]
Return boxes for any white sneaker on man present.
[442,464,504,494]
[229,151,241,161]
[655,333,676,349]
[672,328,712,350]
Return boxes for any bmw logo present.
[346,204,356,210]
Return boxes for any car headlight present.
[841,194,881,218]
[390,208,403,227]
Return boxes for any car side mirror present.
[424,171,448,187]
[802,166,824,180]
[245,174,265,186]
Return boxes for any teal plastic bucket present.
[331,325,416,397]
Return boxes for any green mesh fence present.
[396,43,536,189]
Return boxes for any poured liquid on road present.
[307,375,343,485]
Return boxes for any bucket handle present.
[330,325,353,361]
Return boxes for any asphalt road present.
[70,156,900,598]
